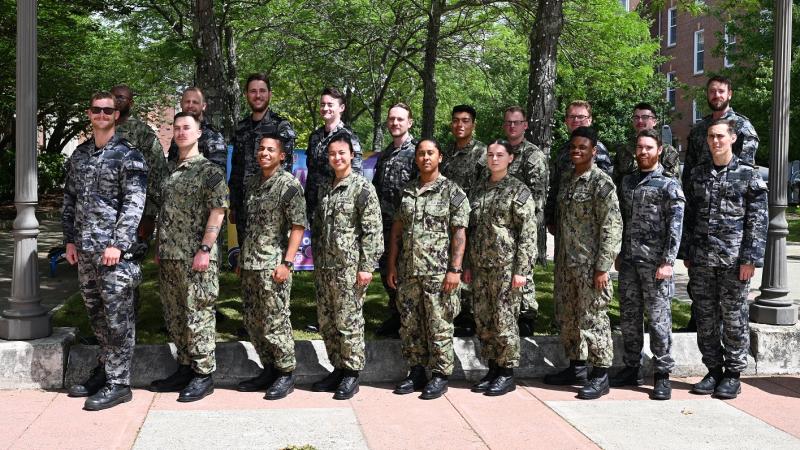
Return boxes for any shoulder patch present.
[206,172,224,189]
[357,186,370,209]
[599,182,614,199]
[514,188,531,205]
[450,189,467,208]
[281,185,299,204]
[648,179,668,188]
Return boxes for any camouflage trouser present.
[77,251,141,385]
[378,227,398,314]
[472,267,524,368]
[397,274,460,375]
[241,269,296,372]
[315,268,366,371]
[555,266,613,367]
[688,266,750,373]
[619,261,675,373]
[159,260,218,375]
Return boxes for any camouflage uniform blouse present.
[440,138,486,196]
[555,165,622,272]
[467,175,536,275]
[613,140,681,188]
[240,169,306,271]
[157,154,229,262]
[63,134,148,253]
[312,172,383,272]
[678,156,768,268]
[619,165,685,266]
[394,175,471,277]
[373,136,418,227]
[508,139,548,213]
[116,116,168,218]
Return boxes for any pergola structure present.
[0,1,796,340]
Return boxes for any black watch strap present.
[448,266,463,274]
[282,260,294,270]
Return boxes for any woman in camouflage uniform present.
[310,133,383,400]
[386,139,471,400]
[464,140,537,397]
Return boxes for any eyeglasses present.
[566,114,590,121]
[89,106,116,115]
[504,120,525,127]
[632,114,656,121]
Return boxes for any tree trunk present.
[371,99,384,153]
[193,0,238,140]
[420,0,443,139]
[526,0,563,154]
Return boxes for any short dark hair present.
[259,132,286,152]
[183,86,205,103]
[488,139,513,154]
[388,102,413,120]
[327,131,354,154]
[415,138,441,154]
[632,102,657,116]
[504,106,526,119]
[636,128,662,147]
[707,75,732,91]
[570,126,598,147]
[321,86,345,103]
[173,111,201,125]
[90,91,114,106]
[708,118,736,135]
[451,104,476,121]
[245,73,271,92]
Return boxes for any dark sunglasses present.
[89,106,116,115]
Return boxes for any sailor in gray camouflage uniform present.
[236,134,306,400]
[680,118,767,400]
[167,87,228,170]
[465,140,536,397]
[149,112,228,403]
[387,139,470,400]
[611,129,684,401]
[63,92,147,411]
[373,103,418,337]
[229,73,297,247]
[311,133,383,400]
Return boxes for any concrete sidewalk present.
[2,375,798,450]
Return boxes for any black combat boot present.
[420,373,448,400]
[265,372,295,400]
[394,365,428,395]
[376,313,401,338]
[518,317,535,337]
[691,367,723,395]
[485,367,516,396]
[543,360,588,386]
[578,367,610,400]
[68,364,106,397]
[609,365,644,387]
[237,366,277,392]
[83,383,132,411]
[333,370,360,400]
[177,373,214,402]
[471,360,498,393]
[713,370,741,399]
[312,368,344,392]
[651,372,671,401]
[149,364,193,392]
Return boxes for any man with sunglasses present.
[63,92,148,410]
[613,102,680,189]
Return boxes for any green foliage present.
[0,149,13,200]
[37,152,66,194]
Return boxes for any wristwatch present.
[198,244,212,253]
[282,260,294,270]
[447,266,463,274]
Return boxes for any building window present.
[667,8,677,46]
[692,100,703,123]
[666,72,676,109]
[724,25,736,68]
[619,0,629,11]
[694,29,705,74]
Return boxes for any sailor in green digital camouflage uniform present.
[465,140,537,397]
[387,139,470,400]
[311,133,383,400]
[543,126,622,401]
[236,133,306,400]
[149,112,228,403]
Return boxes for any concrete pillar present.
[751,0,798,325]
[0,0,52,340]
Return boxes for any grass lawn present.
[787,206,800,242]
[53,252,692,344]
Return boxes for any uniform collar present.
[452,138,475,154]
[404,174,447,195]
[90,133,121,155]
[572,163,596,181]
[387,135,415,153]
[176,153,205,168]
[331,171,356,190]
[259,167,285,187]
[636,164,664,185]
